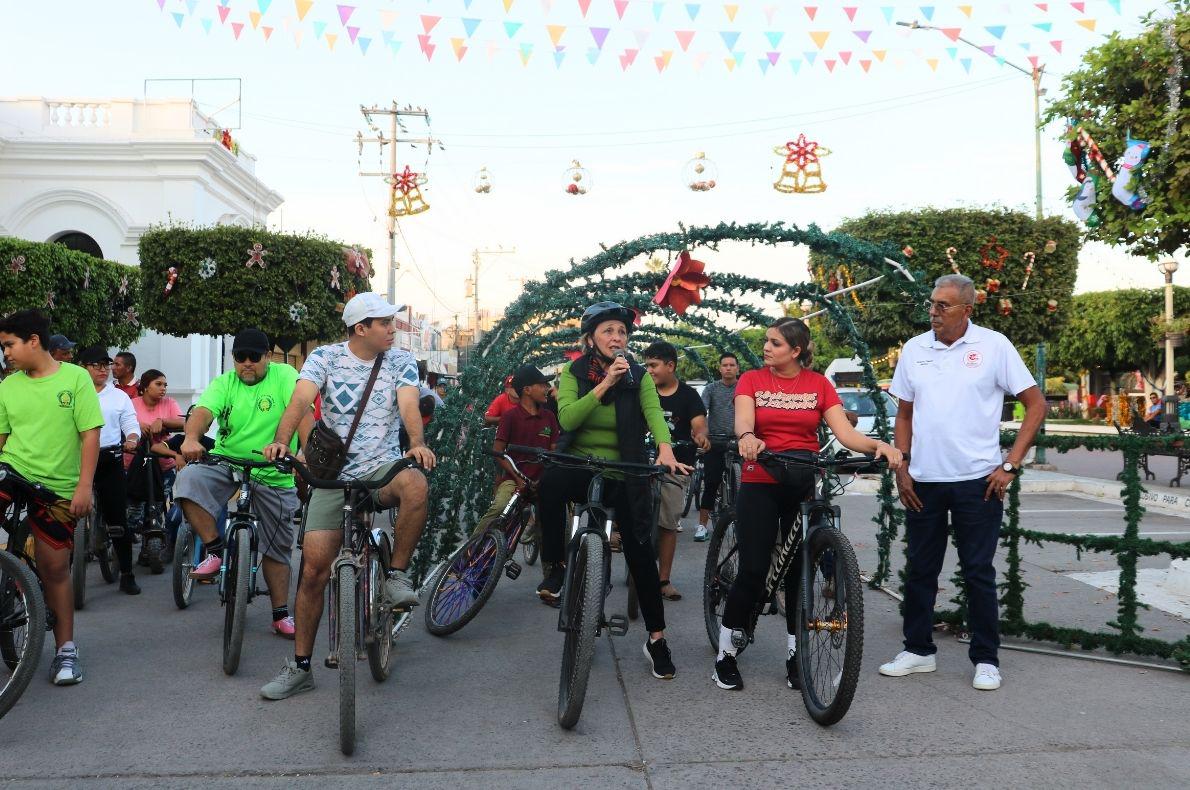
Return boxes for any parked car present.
[824,387,898,456]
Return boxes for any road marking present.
[1019,508,1122,513]
[1066,530,1190,536]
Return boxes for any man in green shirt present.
[174,329,312,638]
[0,309,102,686]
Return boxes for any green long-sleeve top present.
[557,362,672,462]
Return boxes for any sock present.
[294,654,311,672]
[272,606,289,621]
[387,565,407,577]
[58,641,76,654]
[787,633,797,657]
[718,625,737,660]
[203,537,225,555]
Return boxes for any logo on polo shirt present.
[964,350,983,368]
[57,390,74,408]
[258,395,276,412]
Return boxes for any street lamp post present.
[1159,258,1181,431]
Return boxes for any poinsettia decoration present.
[564,350,583,362]
[652,250,710,315]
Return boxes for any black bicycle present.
[70,446,122,609]
[126,436,168,575]
[507,445,664,730]
[280,455,418,756]
[0,465,51,720]
[702,450,886,726]
[424,452,538,636]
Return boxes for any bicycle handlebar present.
[202,453,280,471]
[505,444,666,476]
[488,450,533,485]
[274,455,420,490]
[730,449,899,475]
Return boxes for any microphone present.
[614,350,635,386]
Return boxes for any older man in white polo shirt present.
[879,274,1045,691]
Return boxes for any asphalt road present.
[2,494,1188,789]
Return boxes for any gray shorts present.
[657,472,689,532]
[303,460,401,534]
[173,463,298,565]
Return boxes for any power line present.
[392,215,463,315]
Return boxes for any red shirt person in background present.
[484,375,519,425]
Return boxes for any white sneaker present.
[878,651,936,677]
[972,663,1001,690]
[693,525,709,542]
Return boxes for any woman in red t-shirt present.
[712,317,901,692]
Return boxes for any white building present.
[0,96,283,407]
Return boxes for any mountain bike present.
[702,450,887,726]
[280,455,418,756]
[70,447,122,609]
[127,437,168,575]
[0,465,51,720]
[424,452,538,636]
[507,445,664,730]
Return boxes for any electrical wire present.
[391,215,464,315]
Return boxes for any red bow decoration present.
[393,166,420,195]
[652,251,710,315]
[783,133,820,169]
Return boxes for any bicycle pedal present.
[324,654,339,669]
[504,560,521,580]
[605,614,629,637]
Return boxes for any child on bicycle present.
[0,309,104,686]
[714,317,900,692]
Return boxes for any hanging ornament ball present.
[684,152,719,192]
[474,166,492,194]
[1044,239,1058,254]
[288,301,309,323]
[572,172,583,183]
[562,160,591,195]
[566,183,580,195]
[694,162,705,174]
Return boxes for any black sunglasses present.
[233,350,264,363]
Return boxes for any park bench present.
[1115,413,1190,487]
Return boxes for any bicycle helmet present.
[580,301,637,336]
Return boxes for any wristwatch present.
[1001,461,1021,475]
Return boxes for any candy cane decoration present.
[163,266,178,297]
[1021,252,1035,290]
[1076,127,1116,183]
[946,246,960,274]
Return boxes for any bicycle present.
[507,445,664,730]
[0,465,51,720]
[126,436,168,576]
[280,455,418,756]
[70,447,122,609]
[423,451,538,637]
[702,449,887,726]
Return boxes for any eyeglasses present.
[925,299,972,313]
[233,350,264,363]
[84,362,112,369]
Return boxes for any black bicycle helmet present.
[580,301,636,336]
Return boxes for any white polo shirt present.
[889,322,1036,483]
[96,382,139,448]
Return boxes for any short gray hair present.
[934,274,976,305]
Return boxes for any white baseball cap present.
[342,292,400,327]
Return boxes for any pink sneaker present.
[272,616,296,639]
[189,554,222,580]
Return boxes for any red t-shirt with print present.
[736,367,841,484]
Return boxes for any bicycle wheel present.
[93,508,117,585]
[172,522,197,610]
[337,564,357,756]
[71,516,87,610]
[0,550,46,720]
[702,510,743,653]
[424,528,508,637]
[557,532,603,730]
[682,466,702,518]
[366,534,395,682]
[520,508,539,567]
[796,524,864,727]
[221,534,250,676]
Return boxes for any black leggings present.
[94,448,134,574]
[721,479,814,634]
[538,465,666,634]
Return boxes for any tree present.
[137,226,373,353]
[0,237,142,348]
[1049,287,1190,387]
[808,207,1081,353]
[1043,8,1189,259]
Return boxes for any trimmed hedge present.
[137,225,374,351]
[0,237,142,348]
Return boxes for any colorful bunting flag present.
[620,47,638,69]
[842,6,857,22]
[312,19,326,38]
[1076,19,1096,32]
[325,32,337,49]
[824,58,836,72]
[808,30,829,49]
[294,0,313,22]
[172,11,185,27]
[1050,39,1063,53]
[218,5,231,23]
[504,21,522,37]
[675,30,696,51]
[958,5,972,17]
[554,47,567,68]
[1033,22,1052,32]
[257,0,271,12]
[1070,1,1085,12]
[804,6,817,21]
[719,30,739,50]
[919,6,934,22]
[614,0,629,19]
[462,18,481,36]
[766,50,780,65]
[347,25,359,43]
[379,10,398,28]
[853,30,871,43]
[201,17,212,33]
[587,47,600,64]
[421,15,441,34]
[357,35,370,53]
[880,6,894,23]
[337,4,355,26]
[578,0,592,17]
[655,49,673,71]
[685,4,701,21]
[838,50,851,64]
[757,57,771,74]
[249,10,261,29]
[985,25,1005,39]
[723,4,738,21]
[926,57,939,71]
[764,31,783,48]
[960,57,972,73]
[652,2,664,21]
[940,27,961,41]
[590,27,610,48]
[789,57,802,73]
[546,24,566,46]
[859,58,871,72]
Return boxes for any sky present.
[0,0,1179,330]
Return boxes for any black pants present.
[94,448,134,574]
[698,449,726,512]
[722,479,814,634]
[538,465,666,633]
[903,478,1003,666]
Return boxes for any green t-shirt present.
[0,363,104,499]
[197,363,300,488]
[556,362,672,469]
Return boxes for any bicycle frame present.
[324,490,385,668]
[217,467,262,606]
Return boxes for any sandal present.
[609,531,622,553]
[660,580,682,601]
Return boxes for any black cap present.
[232,328,270,355]
[76,345,112,365]
[47,334,76,352]
[511,364,553,395]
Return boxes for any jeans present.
[903,477,1003,666]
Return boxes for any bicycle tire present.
[702,509,743,653]
[681,467,702,518]
[424,528,508,637]
[71,516,87,610]
[337,564,357,756]
[796,525,864,727]
[221,534,250,676]
[557,532,603,730]
[520,508,539,566]
[93,508,117,585]
[0,550,46,720]
[172,522,196,610]
[366,534,395,681]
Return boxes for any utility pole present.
[356,102,440,307]
[467,247,516,342]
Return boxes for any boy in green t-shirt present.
[0,310,103,686]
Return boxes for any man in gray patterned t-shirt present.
[695,353,739,541]
[260,293,437,701]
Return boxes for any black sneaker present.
[119,573,141,596]
[713,653,743,690]
[643,638,676,680]
[536,566,564,601]
[786,654,800,690]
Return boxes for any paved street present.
[1039,446,1186,489]
[3,493,1188,789]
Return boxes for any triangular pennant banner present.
[463,18,481,37]
[685,3,701,20]
[985,25,1005,39]
[590,27,610,49]
[218,5,231,22]
[881,6,894,23]
[587,47,600,64]
[1076,18,1096,32]
[926,57,939,71]
[249,10,261,29]
[504,0,515,11]
[958,4,972,17]
[733,50,744,66]
[724,57,736,72]
[421,15,441,34]
[763,5,777,24]
[824,58,836,72]
[719,30,739,50]
[256,0,271,12]
[838,50,852,64]
[766,50,780,65]
[843,6,857,21]
[576,0,592,17]
[1070,1,1085,12]
[652,2,664,21]
[940,27,961,41]
[1033,22,1052,32]
[853,30,871,43]
[347,25,359,44]
[764,31,783,48]
[337,4,355,26]
[804,5,817,21]
[614,0,629,19]
[979,44,995,55]
[231,21,244,38]
[1106,0,1120,13]
[945,46,957,60]
[692,51,709,70]
[357,35,370,53]
[960,57,972,73]
[871,49,886,62]
[201,17,213,33]
[675,30,696,51]
[859,58,871,72]
[808,30,829,49]
[655,49,673,71]
[789,56,802,73]
[325,32,337,49]
[312,20,326,38]
[554,47,567,68]
[172,11,185,27]
[1027,54,1040,68]
[546,24,567,46]
[520,43,533,65]
[294,0,313,21]
[757,57,770,74]
[504,21,522,37]
[1050,39,1063,53]
[920,6,934,21]
[379,10,398,28]
[723,4,738,21]
[1035,3,1047,9]
[804,50,817,65]
[418,34,436,59]
[620,47,638,69]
